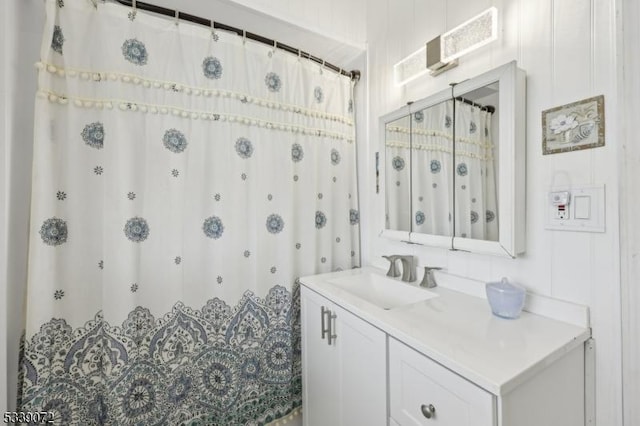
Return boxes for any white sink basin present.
[327,272,438,310]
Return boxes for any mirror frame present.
[379,61,526,258]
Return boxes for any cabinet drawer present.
[389,338,495,426]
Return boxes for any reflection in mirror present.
[453,83,499,241]
[385,115,411,231]
[410,102,453,236]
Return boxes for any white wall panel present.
[619,0,640,423]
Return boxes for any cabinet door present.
[389,338,495,426]
[333,303,387,426]
[301,287,339,426]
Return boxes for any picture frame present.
[542,95,605,155]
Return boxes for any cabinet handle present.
[327,311,337,345]
[420,404,436,419]
[321,306,329,339]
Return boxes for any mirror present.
[410,101,453,237]
[380,61,525,257]
[453,86,499,242]
[385,115,411,232]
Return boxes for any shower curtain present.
[18,1,360,425]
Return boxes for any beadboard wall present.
[619,0,639,423]
[362,0,622,425]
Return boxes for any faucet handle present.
[420,267,442,288]
[382,255,401,277]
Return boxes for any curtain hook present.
[128,0,137,21]
[210,19,218,41]
[242,30,247,45]
[269,40,277,57]
[297,49,302,61]
[174,9,179,26]
[320,60,325,74]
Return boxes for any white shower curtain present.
[18,1,360,425]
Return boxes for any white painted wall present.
[147,0,365,67]
[1,0,8,415]
[363,0,622,425]
[2,0,44,411]
[619,0,640,424]
[225,0,366,49]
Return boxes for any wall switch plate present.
[545,185,605,232]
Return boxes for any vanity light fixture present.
[440,7,498,64]
[395,7,499,83]
[427,7,498,76]
[393,45,428,86]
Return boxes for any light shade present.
[441,7,498,64]
[393,45,428,86]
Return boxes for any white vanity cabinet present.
[299,267,591,426]
[389,338,495,426]
[300,286,387,426]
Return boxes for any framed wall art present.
[542,95,605,155]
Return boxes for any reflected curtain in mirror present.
[385,116,411,231]
[454,100,498,241]
[410,102,453,236]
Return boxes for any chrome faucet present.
[382,255,401,277]
[397,255,416,282]
[420,267,442,288]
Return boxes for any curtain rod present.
[455,96,495,114]
[112,0,361,81]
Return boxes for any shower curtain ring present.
[297,49,302,61]
[242,30,247,45]
[174,9,180,26]
[272,40,277,56]
[210,19,218,40]
[129,0,137,21]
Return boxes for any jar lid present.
[486,277,524,294]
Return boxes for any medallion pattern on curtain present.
[18,1,360,425]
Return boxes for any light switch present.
[545,184,605,233]
[574,196,591,219]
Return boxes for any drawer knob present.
[421,404,436,419]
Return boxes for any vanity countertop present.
[299,266,591,396]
